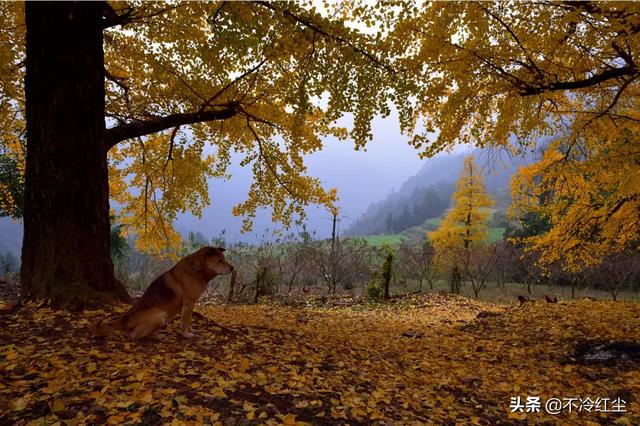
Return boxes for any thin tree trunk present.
[227,269,237,303]
[382,253,392,300]
[22,2,129,308]
[255,267,264,304]
[330,212,337,294]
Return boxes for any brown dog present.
[92,246,233,339]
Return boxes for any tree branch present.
[519,64,638,95]
[481,7,543,79]
[105,103,239,151]
[246,118,298,200]
[102,4,186,28]
[254,1,395,75]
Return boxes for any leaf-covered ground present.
[1,294,639,425]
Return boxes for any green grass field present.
[360,234,407,246]
[361,223,504,247]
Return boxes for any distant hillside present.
[345,150,526,237]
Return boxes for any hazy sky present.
[174,110,431,242]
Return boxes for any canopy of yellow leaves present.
[386,2,640,268]
[511,126,640,271]
[1,295,639,424]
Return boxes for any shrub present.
[365,277,384,301]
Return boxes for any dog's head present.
[195,246,234,277]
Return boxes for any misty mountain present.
[345,150,527,236]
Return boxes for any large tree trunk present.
[22,2,129,308]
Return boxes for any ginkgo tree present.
[0,1,419,307]
[429,156,496,298]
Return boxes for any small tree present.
[595,251,640,301]
[250,237,280,302]
[381,247,394,300]
[110,217,131,285]
[227,269,237,303]
[559,266,592,300]
[430,156,494,297]
[450,265,462,294]
[397,238,438,291]
[494,240,545,294]
[466,244,499,299]
[311,238,372,294]
[276,231,313,294]
[179,231,209,256]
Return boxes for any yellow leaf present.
[508,412,526,420]
[369,409,384,420]
[210,387,226,398]
[282,413,297,425]
[107,415,125,425]
[52,399,65,413]
[246,411,255,420]
[12,396,28,411]
[239,358,250,372]
[138,390,153,404]
[117,399,134,408]
[5,349,18,361]
[295,400,310,409]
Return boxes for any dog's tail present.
[91,315,126,337]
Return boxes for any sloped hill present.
[346,151,526,237]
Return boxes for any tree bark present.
[227,269,237,303]
[382,253,392,300]
[255,267,264,304]
[22,2,130,308]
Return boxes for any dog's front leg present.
[181,301,196,338]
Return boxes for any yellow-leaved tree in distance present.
[430,156,495,298]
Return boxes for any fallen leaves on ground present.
[0,293,639,425]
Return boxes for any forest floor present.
[1,293,639,425]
